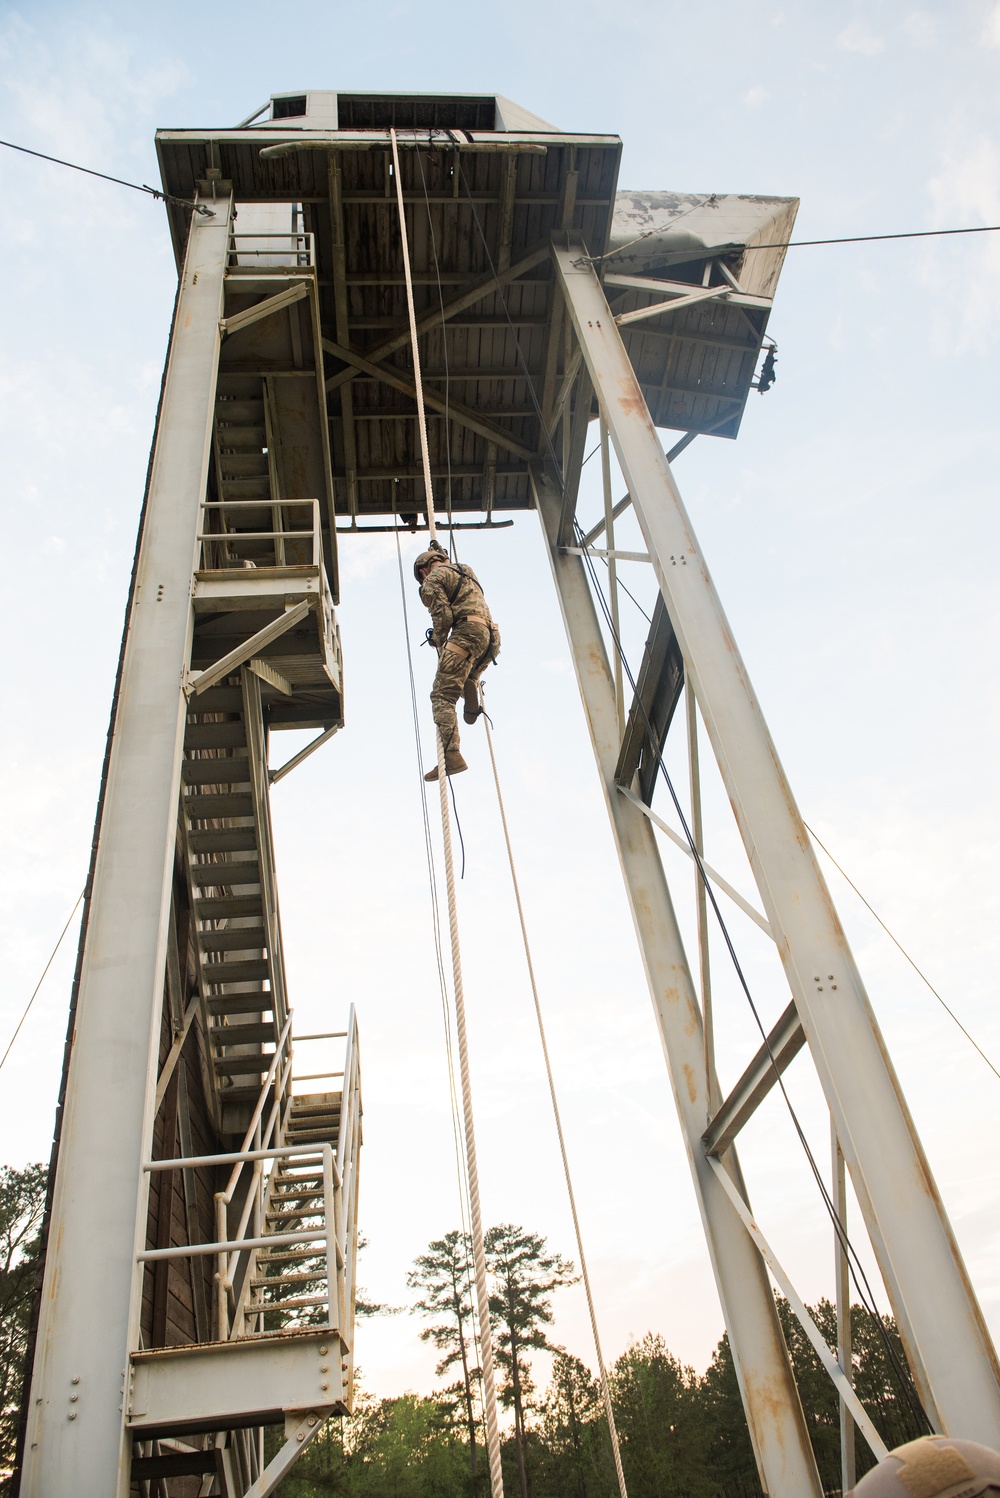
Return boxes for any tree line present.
[0,1169,924,1495]
[277,1223,923,1498]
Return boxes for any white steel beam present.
[707,1158,889,1463]
[552,234,1000,1442]
[618,785,772,936]
[128,1335,343,1434]
[184,599,311,696]
[614,283,732,328]
[533,467,823,1498]
[220,281,309,336]
[21,192,234,1497]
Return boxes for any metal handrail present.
[198,498,321,573]
[228,230,316,266]
[138,1014,359,1342]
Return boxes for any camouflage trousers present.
[430,620,491,758]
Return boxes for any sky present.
[2,0,1000,1417]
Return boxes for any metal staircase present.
[126,228,358,1493]
[132,1016,361,1494]
[182,666,290,1139]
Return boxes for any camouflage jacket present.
[419,561,493,648]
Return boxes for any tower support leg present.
[534,469,823,1498]
[551,234,1000,1442]
[20,190,233,1497]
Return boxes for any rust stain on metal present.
[682,1062,698,1103]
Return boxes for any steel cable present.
[0,891,84,1076]
[481,689,630,1498]
[575,528,930,1434]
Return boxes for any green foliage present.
[0,1189,925,1498]
[485,1224,577,1498]
[534,1350,610,1498]
[772,1296,926,1490]
[271,1387,472,1498]
[609,1332,707,1498]
[0,1162,47,1481]
[407,1231,481,1478]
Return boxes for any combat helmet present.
[850,1437,1000,1498]
[413,548,450,582]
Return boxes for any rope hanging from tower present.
[391,133,632,1496]
[390,127,506,1498]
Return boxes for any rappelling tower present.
[15,90,1000,1498]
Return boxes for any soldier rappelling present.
[415,544,500,782]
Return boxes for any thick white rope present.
[390,128,438,544]
[435,748,505,1498]
[482,692,629,1498]
[391,129,504,1498]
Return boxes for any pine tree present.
[0,1162,47,1479]
[485,1224,576,1498]
[408,1230,482,1480]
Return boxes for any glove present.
[422,626,438,649]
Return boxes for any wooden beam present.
[328,155,359,518]
[324,242,550,394]
[321,339,536,462]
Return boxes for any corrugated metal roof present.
[154,96,796,518]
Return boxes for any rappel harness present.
[438,562,501,668]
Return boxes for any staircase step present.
[198,926,266,953]
[256,1250,326,1267]
[189,685,245,711]
[203,957,270,984]
[185,723,249,751]
[248,1292,329,1313]
[215,1055,273,1078]
[215,398,265,422]
[184,792,254,820]
[207,992,274,1017]
[289,1105,342,1122]
[217,454,269,478]
[269,1189,325,1204]
[183,756,251,786]
[266,1207,324,1223]
[251,1270,327,1288]
[195,894,264,921]
[219,1084,278,1105]
[189,861,261,890]
[214,422,267,444]
[209,1021,277,1046]
[132,1452,218,1481]
[188,828,259,856]
[217,476,272,496]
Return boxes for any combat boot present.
[424,751,468,782]
[463,680,482,725]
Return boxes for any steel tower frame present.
[536,236,1000,1492]
[15,91,1000,1498]
[18,182,361,1498]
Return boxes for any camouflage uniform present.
[419,560,496,759]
